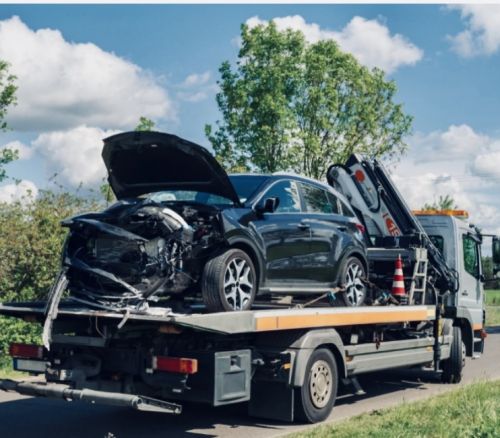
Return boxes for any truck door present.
[459,233,483,325]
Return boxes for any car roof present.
[229,172,352,207]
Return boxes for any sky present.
[0,4,500,234]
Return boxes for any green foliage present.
[0,60,18,182]
[292,380,500,438]
[135,116,156,132]
[0,60,17,132]
[206,22,413,178]
[0,316,41,356]
[421,195,458,211]
[0,189,100,304]
[483,258,500,290]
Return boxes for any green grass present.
[486,306,500,326]
[291,380,500,438]
[486,289,500,306]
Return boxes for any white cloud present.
[32,125,118,187]
[449,5,500,57]
[0,140,33,160]
[410,124,490,163]
[245,15,423,73]
[0,16,174,132]
[0,179,38,203]
[391,123,500,234]
[180,71,211,88]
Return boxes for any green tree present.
[206,22,413,178]
[135,116,156,131]
[422,195,458,211]
[0,60,18,183]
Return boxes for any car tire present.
[441,326,465,383]
[202,248,257,312]
[339,256,367,307]
[294,348,338,423]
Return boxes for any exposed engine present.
[62,200,224,311]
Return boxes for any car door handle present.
[298,223,310,230]
[337,226,347,232]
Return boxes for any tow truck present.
[0,154,498,423]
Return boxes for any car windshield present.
[229,175,269,203]
[146,190,233,206]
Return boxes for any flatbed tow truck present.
[0,155,498,423]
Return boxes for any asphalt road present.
[1,328,499,438]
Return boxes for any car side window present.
[326,192,341,214]
[339,201,355,218]
[262,180,301,213]
[301,183,333,214]
[463,235,479,277]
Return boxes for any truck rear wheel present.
[295,348,338,423]
[202,249,256,312]
[441,326,465,383]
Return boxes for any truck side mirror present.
[256,197,280,214]
[493,237,500,275]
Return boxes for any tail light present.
[355,223,365,234]
[152,356,198,374]
[9,343,44,359]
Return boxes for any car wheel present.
[294,348,338,423]
[340,257,367,307]
[202,248,257,312]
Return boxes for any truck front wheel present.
[295,348,338,423]
[441,326,465,383]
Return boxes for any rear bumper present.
[0,379,182,414]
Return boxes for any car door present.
[251,179,312,284]
[460,233,484,327]
[298,183,346,284]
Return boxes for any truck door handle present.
[298,222,310,230]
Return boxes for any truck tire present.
[340,257,367,307]
[295,348,338,423]
[441,326,465,383]
[202,249,256,312]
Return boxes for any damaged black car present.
[60,131,368,313]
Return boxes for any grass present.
[485,289,500,306]
[291,380,500,438]
[0,355,25,379]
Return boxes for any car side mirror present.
[493,237,500,275]
[256,197,280,214]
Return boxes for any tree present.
[421,195,458,212]
[0,60,18,183]
[135,116,155,132]
[205,22,413,178]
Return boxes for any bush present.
[0,189,100,354]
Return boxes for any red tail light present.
[9,343,43,359]
[355,223,365,234]
[152,356,198,374]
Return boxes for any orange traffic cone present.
[392,255,407,302]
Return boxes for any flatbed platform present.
[0,301,436,334]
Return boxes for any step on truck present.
[0,154,498,423]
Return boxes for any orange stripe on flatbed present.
[255,308,430,332]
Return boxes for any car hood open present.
[102,131,240,204]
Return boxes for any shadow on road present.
[0,367,438,438]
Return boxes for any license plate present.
[13,358,47,373]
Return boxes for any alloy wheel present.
[344,262,366,306]
[223,257,254,310]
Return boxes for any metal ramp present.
[409,248,428,305]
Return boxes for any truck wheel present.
[202,249,256,312]
[441,326,465,383]
[340,257,367,307]
[295,348,338,423]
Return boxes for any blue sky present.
[0,4,500,233]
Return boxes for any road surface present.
[0,328,498,438]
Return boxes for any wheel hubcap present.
[344,262,365,306]
[309,360,332,408]
[224,257,253,310]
